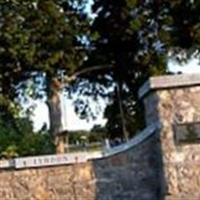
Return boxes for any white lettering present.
[15,153,87,169]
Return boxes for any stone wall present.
[0,124,162,200]
[1,73,200,200]
[93,132,163,200]
[141,74,200,199]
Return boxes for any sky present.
[168,58,200,73]
[32,58,200,132]
[32,97,107,132]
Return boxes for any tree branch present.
[63,64,114,84]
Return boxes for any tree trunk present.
[46,77,63,137]
[116,81,129,142]
[46,76,66,153]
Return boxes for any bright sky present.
[168,58,200,73]
[32,97,107,132]
[32,58,200,132]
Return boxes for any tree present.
[0,115,55,158]
[80,0,200,140]
[104,93,139,140]
[82,0,167,139]
[0,0,89,140]
[90,124,106,142]
[0,0,199,145]
[166,0,200,61]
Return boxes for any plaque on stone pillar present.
[173,122,200,144]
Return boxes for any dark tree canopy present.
[0,0,199,143]
[79,0,200,138]
[0,0,90,137]
[0,0,89,102]
[167,0,200,60]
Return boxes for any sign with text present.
[15,153,87,169]
[174,122,200,144]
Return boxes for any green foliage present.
[0,0,90,137]
[90,125,107,142]
[1,145,18,159]
[0,0,89,103]
[167,0,200,61]
[80,0,200,139]
[68,130,89,144]
[0,0,199,142]
[0,116,55,159]
[18,131,55,156]
[68,125,106,144]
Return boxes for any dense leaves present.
[68,125,106,144]
[0,116,55,158]
[0,0,90,136]
[0,0,89,91]
[80,0,200,139]
[0,0,199,146]
[167,0,200,61]
[80,0,168,138]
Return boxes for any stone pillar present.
[139,73,200,199]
